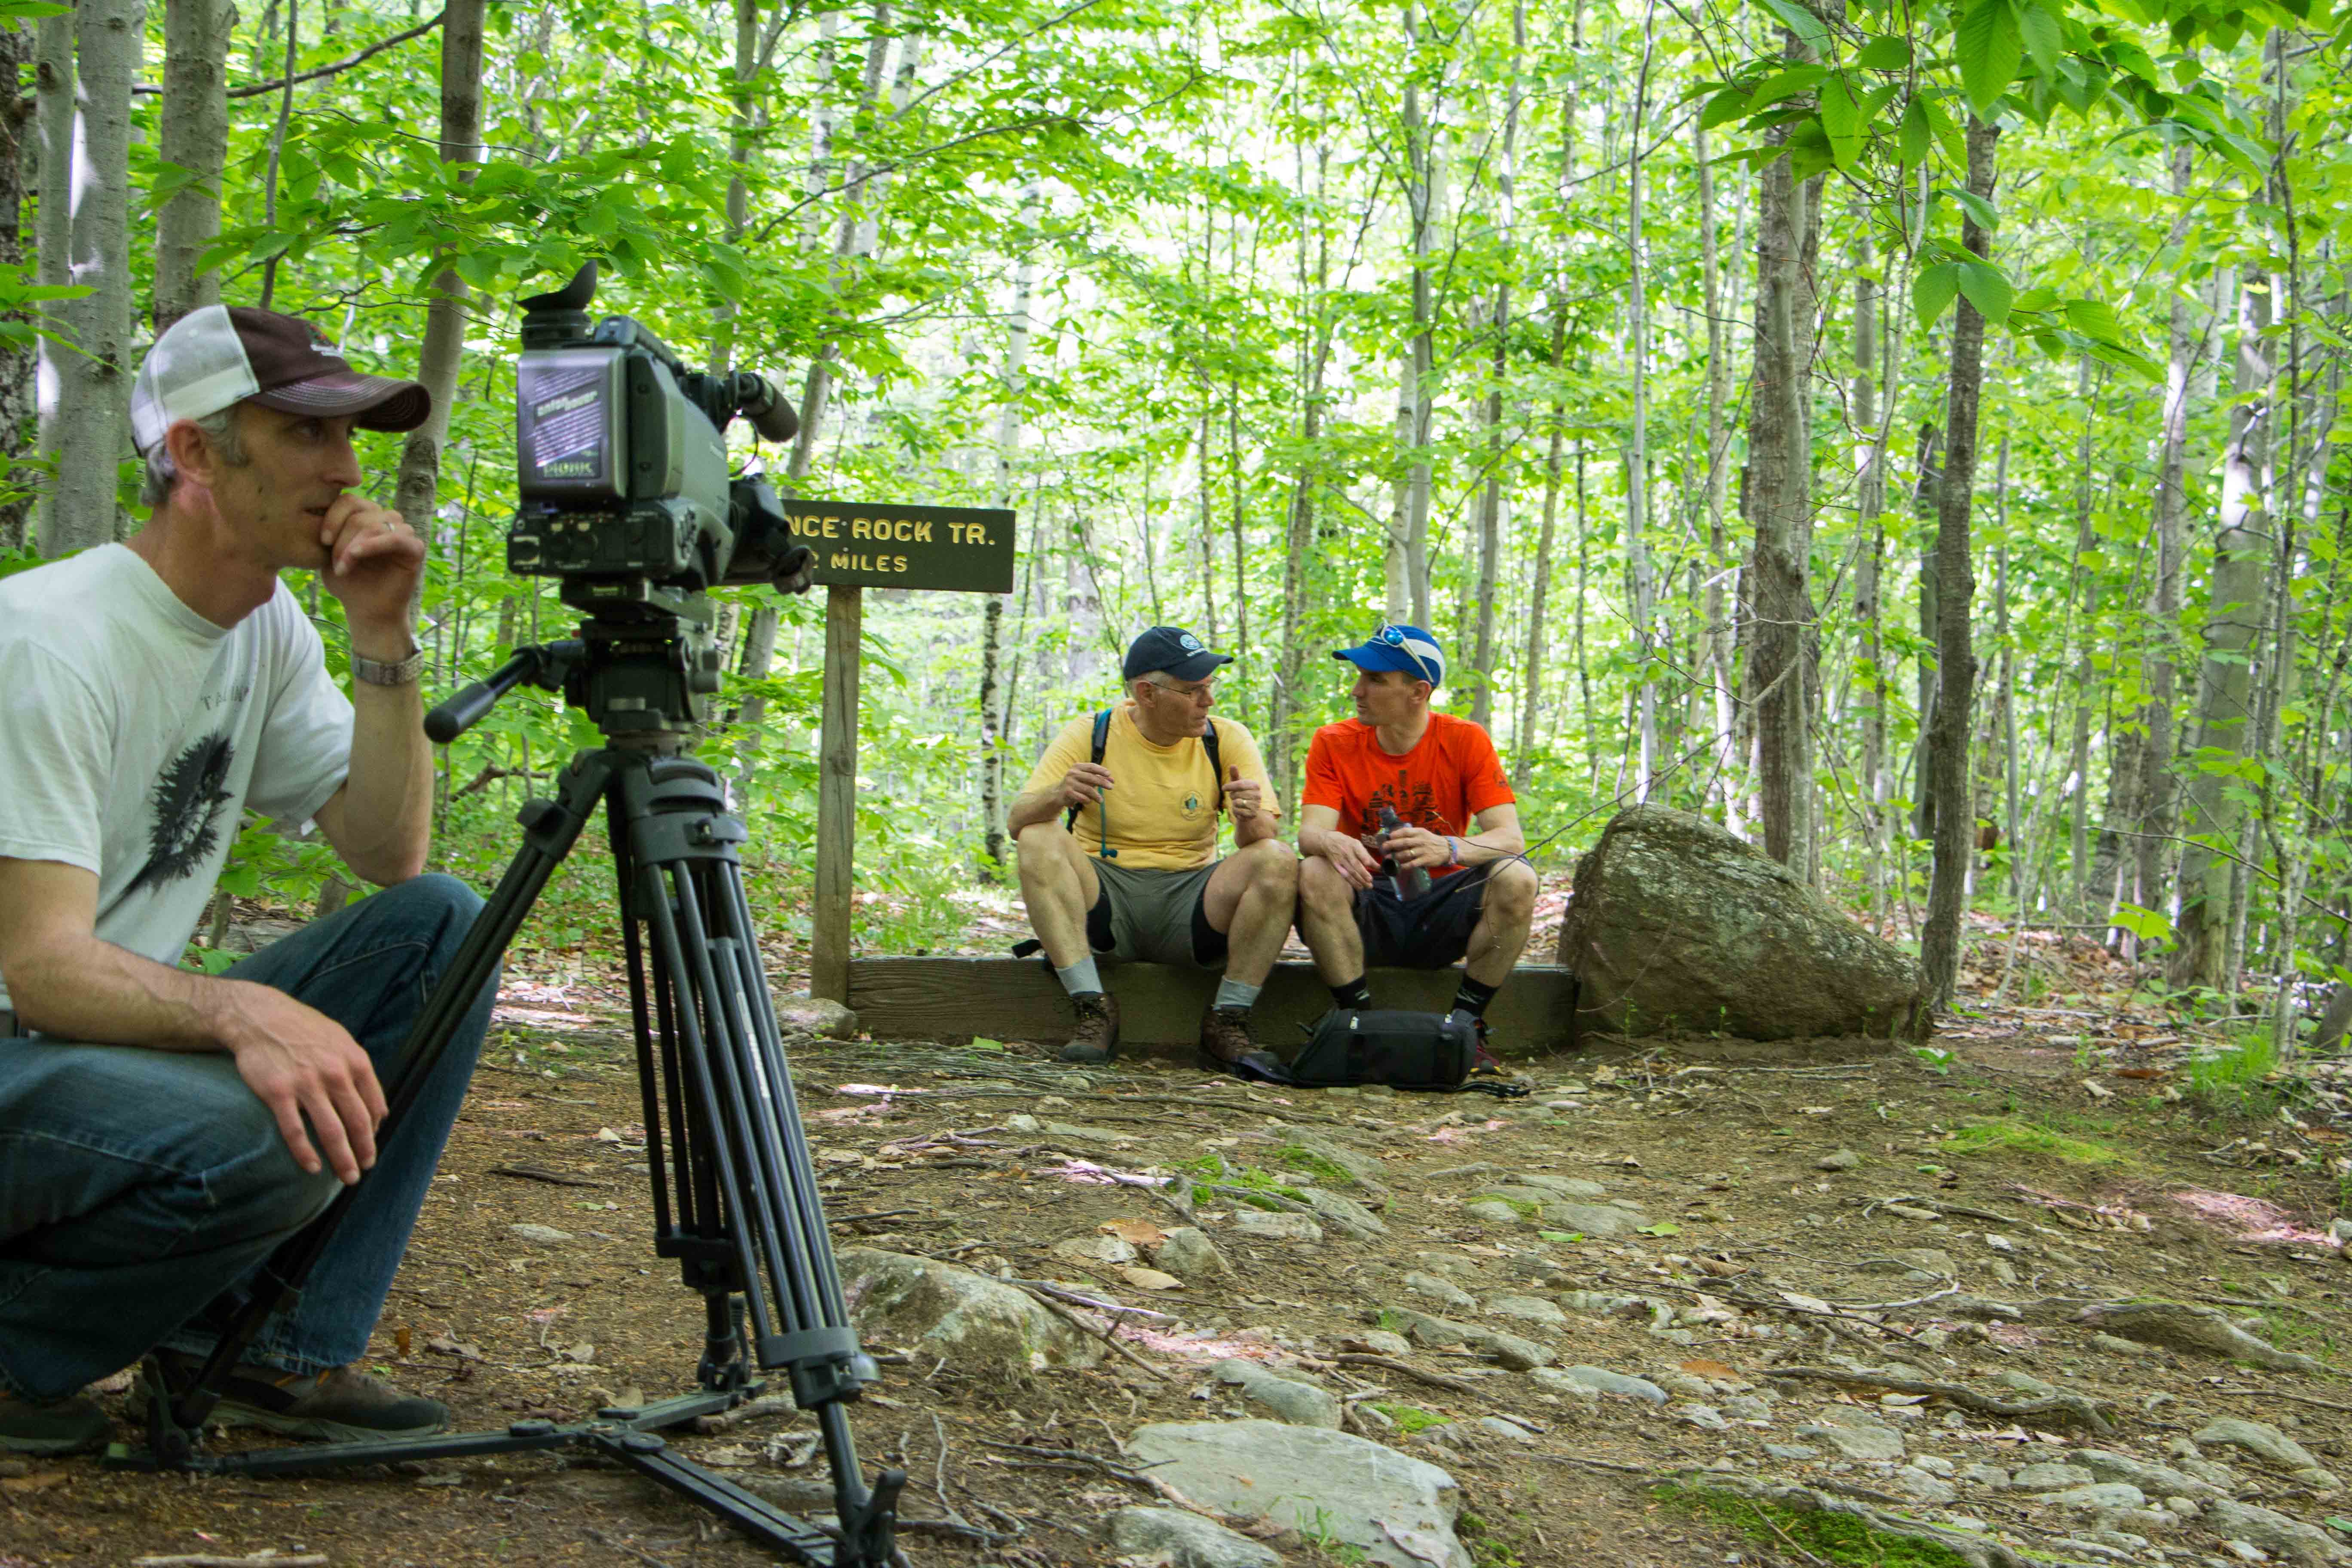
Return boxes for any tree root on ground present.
[1762,1363,2113,1435]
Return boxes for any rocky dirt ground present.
[11,943,2352,1568]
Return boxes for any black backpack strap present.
[1063,709,1116,831]
[1202,716,1224,812]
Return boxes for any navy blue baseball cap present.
[1333,623,1445,687]
[1123,626,1232,683]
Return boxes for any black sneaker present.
[1060,992,1121,1065]
[0,1390,110,1455]
[144,1351,447,1442]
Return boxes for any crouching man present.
[1295,625,1538,1038]
[0,307,499,1455]
[1010,627,1296,1070]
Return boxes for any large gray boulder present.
[1127,1420,1468,1568]
[1556,806,1930,1040]
[836,1247,1102,1381]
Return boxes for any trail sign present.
[783,502,1015,594]
[794,500,1015,1006]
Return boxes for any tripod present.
[107,638,905,1568]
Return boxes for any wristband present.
[352,646,425,687]
[1447,836,1461,867]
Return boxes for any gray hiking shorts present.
[1086,858,1227,969]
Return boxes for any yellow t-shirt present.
[1021,704,1280,871]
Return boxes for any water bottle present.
[1378,805,1431,900]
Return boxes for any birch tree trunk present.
[40,0,140,556]
[1852,218,1889,920]
[153,0,234,330]
[1468,0,1523,733]
[2134,140,2198,929]
[31,12,67,550]
[2171,266,2277,992]
[1513,73,1576,786]
[1274,145,1334,803]
[1399,0,1437,626]
[392,0,485,538]
[1696,116,1742,835]
[1920,115,2000,1010]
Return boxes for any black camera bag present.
[1231,1009,1528,1097]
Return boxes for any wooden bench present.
[845,957,1580,1057]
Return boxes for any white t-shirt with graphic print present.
[0,544,353,1012]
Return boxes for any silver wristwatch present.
[352,646,426,687]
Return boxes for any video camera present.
[492,261,818,737]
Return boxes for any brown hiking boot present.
[1060,992,1121,1064]
[1197,1005,1255,1069]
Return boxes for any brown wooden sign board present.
[784,502,1016,594]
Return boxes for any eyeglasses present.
[1149,675,1215,700]
[1372,623,1440,687]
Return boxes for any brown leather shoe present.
[1197,1005,1255,1069]
[1060,992,1121,1064]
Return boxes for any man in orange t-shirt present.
[1296,624,1537,1035]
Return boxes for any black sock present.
[1450,976,1499,1021]
[1330,976,1374,1011]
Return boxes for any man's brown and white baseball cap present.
[130,305,431,455]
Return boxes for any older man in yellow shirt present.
[1009,627,1296,1071]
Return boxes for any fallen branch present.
[489,1163,609,1188]
[1763,1364,2112,1435]
[1011,1285,1174,1384]
[1325,1352,1479,1395]
[689,1393,799,1432]
[1533,1451,1652,1475]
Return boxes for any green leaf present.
[1956,0,2024,114]
[1538,1230,1584,1243]
[1638,1222,1682,1237]
[2017,0,2064,72]
[1748,65,1828,113]
[1700,86,1752,129]
[2064,298,2123,341]
[2110,903,2174,943]
[1957,259,2013,323]
[1899,95,1934,165]
[0,1,69,15]
[1914,261,1961,327]
[1856,34,1912,71]
[1947,186,2000,233]
[1756,0,1831,53]
[1820,77,1864,169]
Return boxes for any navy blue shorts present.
[1354,862,1494,968]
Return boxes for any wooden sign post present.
[789,501,1015,1004]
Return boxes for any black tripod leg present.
[115,753,617,1459]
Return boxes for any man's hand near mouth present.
[318,493,425,655]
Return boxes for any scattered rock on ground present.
[2196,1417,2336,1483]
[1152,1227,1231,1279]
[1538,1201,1646,1237]
[1483,1293,1568,1328]
[836,1247,1103,1380]
[1126,1420,1469,1568]
[1816,1148,1861,1171]
[2031,1482,2147,1511]
[1554,805,1930,1040]
[1532,1366,1666,1404]
[2202,1497,2352,1564]
[1212,1359,1341,1428]
[1406,1272,1477,1311]
[1794,1418,1906,1461]
[508,1223,574,1246]
[1107,1507,1283,1568]
[1231,1210,1324,1244]
[775,995,858,1038]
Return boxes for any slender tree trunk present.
[2171,266,2278,992]
[153,0,234,330]
[1743,103,1813,874]
[1275,144,1334,804]
[2135,141,2198,929]
[1468,0,1522,731]
[1399,0,1436,626]
[976,191,1040,872]
[1852,217,1888,921]
[392,0,484,539]
[2062,359,2099,915]
[1920,115,2000,1009]
[1696,117,1742,834]
[39,0,139,555]
[0,21,34,551]
[1621,0,1658,798]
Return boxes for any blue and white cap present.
[1333,623,1445,687]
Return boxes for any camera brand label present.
[782,502,1016,594]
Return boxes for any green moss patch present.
[1945,1117,2122,1167]
[1659,1483,1978,1567]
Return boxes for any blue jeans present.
[0,873,495,1403]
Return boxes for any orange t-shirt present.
[1302,712,1515,880]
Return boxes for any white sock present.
[1056,956,1103,997]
